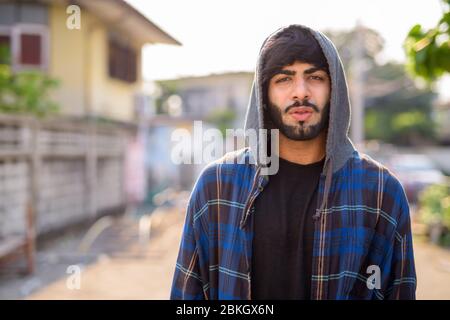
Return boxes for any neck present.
[277,129,327,165]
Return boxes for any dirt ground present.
[414,237,450,300]
[1,207,449,300]
[27,208,185,300]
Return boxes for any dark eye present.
[310,75,324,81]
[276,77,290,83]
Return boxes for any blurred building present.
[0,0,180,273]
[148,72,254,192]
[157,72,254,129]
[0,0,180,122]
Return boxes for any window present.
[0,2,48,70]
[0,2,48,25]
[0,24,48,71]
[108,38,137,83]
[13,24,48,71]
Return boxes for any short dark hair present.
[260,25,329,106]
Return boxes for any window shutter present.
[20,33,41,65]
[108,38,137,83]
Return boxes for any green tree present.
[0,44,60,117]
[404,0,450,83]
[364,62,437,145]
[154,80,179,114]
[327,28,437,145]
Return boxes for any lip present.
[288,107,313,122]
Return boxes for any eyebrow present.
[276,70,296,76]
[275,67,327,77]
[304,67,326,75]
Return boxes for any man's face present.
[267,60,331,141]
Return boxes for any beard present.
[267,99,330,141]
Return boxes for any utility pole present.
[350,21,366,151]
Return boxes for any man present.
[171,25,416,300]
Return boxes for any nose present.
[291,78,311,101]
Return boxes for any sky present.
[126,0,450,101]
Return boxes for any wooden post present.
[86,120,98,218]
[25,201,35,274]
[27,118,40,274]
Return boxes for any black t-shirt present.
[251,156,325,300]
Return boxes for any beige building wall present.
[49,4,142,122]
[48,4,86,117]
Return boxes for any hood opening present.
[243,24,356,221]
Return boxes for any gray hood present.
[243,24,356,220]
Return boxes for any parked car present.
[387,154,447,204]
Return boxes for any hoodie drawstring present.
[313,158,333,221]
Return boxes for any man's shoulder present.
[192,148,255,190]
[188,148,255,212]
[349,151,394,175]
[350,151,407,198]
[211,147,254,166]
[198,147,254,174]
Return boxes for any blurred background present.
[1,0,450,300]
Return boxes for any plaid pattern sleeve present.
[170,166,211,300]
[383,173,417,299]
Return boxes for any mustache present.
[285,100,319,113]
